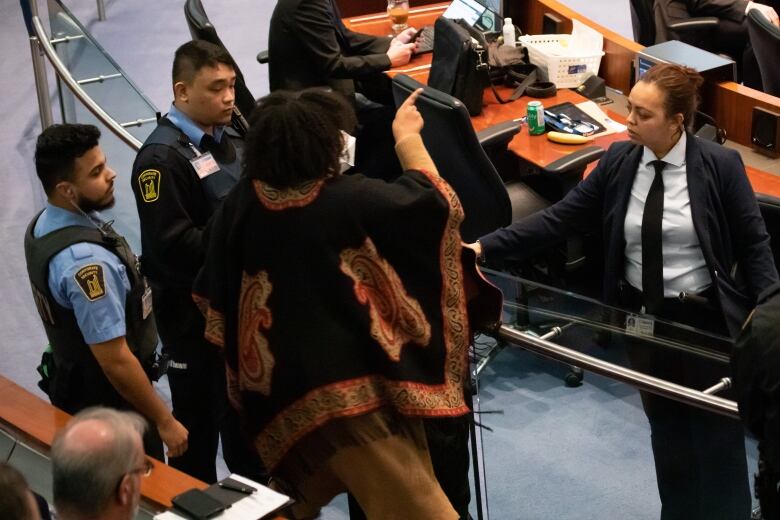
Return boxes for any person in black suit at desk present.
[655,0,779,86]
[470,63,779,519]
[268,0,418,178]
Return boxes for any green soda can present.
[527,101,546,135]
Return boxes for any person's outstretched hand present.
[392,87,424,142]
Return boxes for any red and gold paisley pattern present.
[238,270,274,396]
[253,179,324,210]
[192,293,226,348]
[256,169,471,471]
[340,238,431,361]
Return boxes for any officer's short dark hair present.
[172,40,235,84]
[35,123,101,196]
[244,89,357,189]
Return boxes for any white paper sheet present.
[576,99,627,137]
[154,474,291,520]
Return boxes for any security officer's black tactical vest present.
[141,119,242,212]
[24,212,157,415]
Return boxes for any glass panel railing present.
[48,0,158,143]
[467,269,758,518]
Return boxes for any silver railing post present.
[96,0,106,21]
[29,35,54,130]
[27,0,53,129]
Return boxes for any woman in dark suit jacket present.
[473,63,778,519]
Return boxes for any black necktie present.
[642,160,666,314]
[200,134,217,153]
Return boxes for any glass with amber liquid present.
[387,0,410,35]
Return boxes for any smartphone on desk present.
[172,488,228,519]
[218,477,257,495]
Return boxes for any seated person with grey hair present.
[51,408,150,520]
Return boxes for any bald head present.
[52,408,147,519]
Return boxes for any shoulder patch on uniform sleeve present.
[138,169,161,203]
[74,264,106,301]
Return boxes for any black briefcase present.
[428,17,490,116]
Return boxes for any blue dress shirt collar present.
[167,103,225,147]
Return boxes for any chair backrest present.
[391,74,512,242]
[748,9,780,96]
[183,0,257,118]
[630,0,656,46]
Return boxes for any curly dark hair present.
[0,463,35,519]
[243,89,358,189]
[35,123,101,196]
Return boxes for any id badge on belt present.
[625,313,655,337]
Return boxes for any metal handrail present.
[31,15,142,151]
[497,325,740,419]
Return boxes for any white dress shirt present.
[624,132,712,296]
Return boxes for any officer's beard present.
[70,192,116,213]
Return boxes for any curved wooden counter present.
[0,375,207,512]
[507,0,780,148]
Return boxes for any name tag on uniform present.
[625,313,655,337]
[141,286,153,320]
[190,152,220,179]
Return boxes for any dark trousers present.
[347,416,472,520]
[166,344,267,484]
[153,288,267,483]
[620,284,751,520]
[143,424,164,462]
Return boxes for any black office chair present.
[183,0,257,129]
[652,0,718,50]
[748,9,780,96]
[390,74,549,241]
[391,73,605,244]
[629,0,657,46]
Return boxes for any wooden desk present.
[337,0,442,17]
[0,375,207,512]
[507,0,780,149]
[346,4,626,172]
[345,3,780,195]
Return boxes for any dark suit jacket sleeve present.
[719,150,779,299]
[478,149,612,264]
[687,0,748,23]
[342,23,394,55]
[295,0,392,79]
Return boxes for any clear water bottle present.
[503,17,516,47]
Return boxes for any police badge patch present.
[138,169,161,203]
[74,264,106,301]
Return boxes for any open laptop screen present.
[443,0,502,33]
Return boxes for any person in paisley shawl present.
[193,88,472,519]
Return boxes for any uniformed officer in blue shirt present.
[131,40,264,483]
[24,123,188,460]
